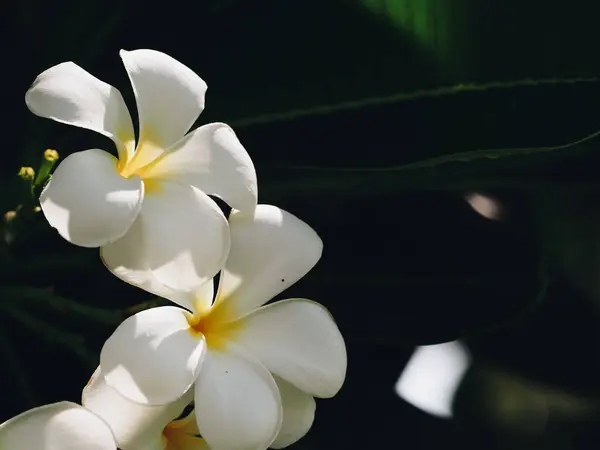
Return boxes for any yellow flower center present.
[117,137,166,194]
[186,300,241,351]
[161,423,183,450]
[160,411,204,450]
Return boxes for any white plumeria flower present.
[26,49,257,292]
[0,401,116,449]
[100,204,347,450]
[83,366,207,450]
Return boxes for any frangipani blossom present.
[26,49,257,291]
[83,366,207,450]
[100,205,347,450]
[0,401,116,449]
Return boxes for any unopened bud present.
[4,211,17,223]
[33,206,41,213]
[44,149,59,162]
[18,167,35,180]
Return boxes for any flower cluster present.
[0,49,347,450]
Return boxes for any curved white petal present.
[234,299,346,398]
[100,306,206,406]
[144,123,257,213]
[100,220,197,312]
[214,205,322,319]
[25,62,135,163]
[40,149,143,248]
[271,376,316,449]
[82,366,193,450]
[395,340,470,418]
[120,49,207,151]
[193,279,215,314]
[102,181,229,294]
[194,344,282,450]
[0,402,116,450]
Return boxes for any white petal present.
[194,344,282,450]
[395,340,471,418]
[0,401,116,450]
[234,299,346,398]
[193,278,215,314]
[100,306,206,406]
[82,366,193,450]
[271,376,316,449]
[102,181,230,293]
[25,62,135,163]
[214,205,322,319]
[40,149,143,248]
[144,123,257,213]
[120,49,207,150]
[100,219,199,312]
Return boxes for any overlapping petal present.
[213,205,323,319]
[194,343,282,450]
[271,377,316,449]
[102,181,229,293]
[25,62,135,162]
[120,49,207,153]
[193,279,215,314]
[0,402,116,450]
[233,299,346,398]
[100,306,206,405]
[100,221,204,312]
[144,123,257,213]
[82,366,193,450]
[40,149,144,247]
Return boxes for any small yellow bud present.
[18,167,35,180]
[33,206,41,213]
[44,149,59,161]
[4,211,17,223]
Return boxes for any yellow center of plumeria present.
[161,412,204,450]
[116,135,167,194]
[186,297,241,351]
[161,423,185,450]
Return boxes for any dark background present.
[3,1,600,448]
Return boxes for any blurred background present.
[3,0,600,448]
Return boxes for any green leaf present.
[0,286,124,327]
[1,303,95,368]
[260,129,600,199]
[0,333,36,407]
[229,77,598,127]
[197,0,600,123]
